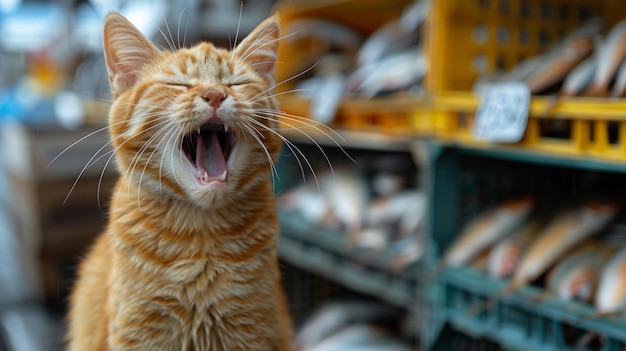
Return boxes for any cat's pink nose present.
[200,88,227,109]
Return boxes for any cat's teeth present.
[217,170,227,181]
[197,128,201,134]
[224,124,229,133]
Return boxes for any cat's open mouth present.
[181,121,236,186]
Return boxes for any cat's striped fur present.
[67,12,292,350]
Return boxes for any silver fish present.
[510,201,620,290]
[525,36,595,93]
[309,324,410,351]
[367,190,427,236]
[586,19,626,96]
[443,196,534,268]
[293,301,402,350]
[486,216,545,279]
[546,241,615,302]
[611,59,626,97]
[357,0,429,67]
[308,72,347,124]
[349,48,428,98]
[323,172,370,246]
[595,246,626,314]
[279,184,329,225]
[283,19,363,52]
[357,20,414,68]
[561,54,597,96]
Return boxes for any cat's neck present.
[109,177,277,237]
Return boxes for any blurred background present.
[5,0,626,350]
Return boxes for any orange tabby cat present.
[67,12,292,351]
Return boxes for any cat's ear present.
[103,13,161,97]
[234,15,280,83]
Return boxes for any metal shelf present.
[435,267,626,350]
[278,211,418,308]
[441,143,626,174]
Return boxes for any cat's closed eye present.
[228,80,253,87]
[165,82,191,89]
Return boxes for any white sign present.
[473,82,530,143]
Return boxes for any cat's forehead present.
[158,42,236,81]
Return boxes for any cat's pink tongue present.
[195,133,227,183]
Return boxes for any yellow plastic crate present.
[423,0,626,162]
[424,0,626,93]
[274,0,430,136]
[431,91,626,162]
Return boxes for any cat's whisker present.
[232,1,244,50]
[62,119,154,206]
[115,117,175,197]
[250,112,335,177]
[257,109,356,164]
[157,27,177,52]
[235,22,273,62]
[177,8,187,50]
[160,13,178,51]
[97,149,117,208]
[47,120,128,168]
[136,122,178,211]
[239,123,279,183]
[249,88,311,103]
[159,124,179,193]
[248,61,317,102]
[170,123,187,189]
[125,119,176,200]
[239,115,319,187]
[237,31,298,68]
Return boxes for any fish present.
[527,17,602,90]
[561,54,597,96]
[347,48,428,98]
[283,19,363,52]
[322,172,370,246]
[278,184,330,225]
[509,200,620,291]
[356,20,415,68]
[471,248,492,272]
[292,301,403,350]
[473,55,549,93]
[486,216,546,279]
[355,226,390,252]
[371,172,410,197]
[595,246,626,314]
[389,234,426,271]
[399,0,431,33]
[308,324,411,351]
[546,241,616,302]
[524,35,595,94]
[585,19,626,96]
[442,196,534,268]
[474,18,600,94]
[357,0,429,67]
[611,59,626,97]
[367,190,428,237]
[308,72,347,124]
